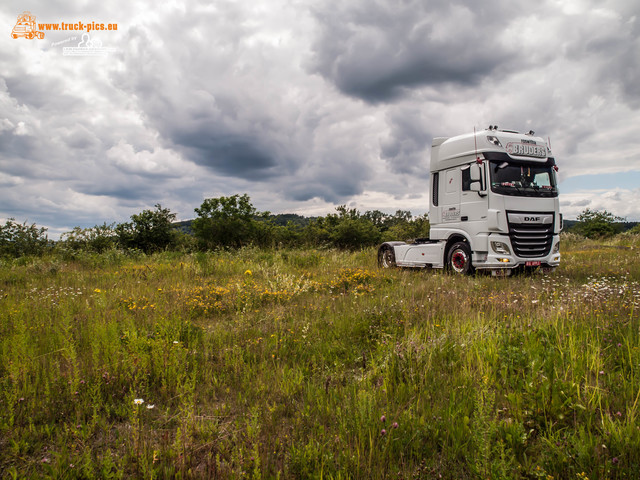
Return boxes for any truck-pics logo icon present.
[11,11,44,39]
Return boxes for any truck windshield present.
[489,161,558,197]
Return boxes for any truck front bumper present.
[472,234,561,271]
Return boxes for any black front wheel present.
[446,242,474,275]
[378,245,396,268]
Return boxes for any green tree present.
[0,218,50,257]
[572,208,623,239]
[302,215,335,247]
[59,223,117,253]
[364,209,413,232]
[382,213,430,242]
[116,204,178,253]
[192,194,261,249]
[304,206,381,250]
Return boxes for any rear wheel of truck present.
[378,245,396,268]
[447,242,474,275]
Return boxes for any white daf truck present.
[378,127,561,275]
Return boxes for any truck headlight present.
[491,241,511,255]
[552,242,560,254]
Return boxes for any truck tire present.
[378,244,396,268]
[447,241,474,275]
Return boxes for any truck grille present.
[507,211,554,258]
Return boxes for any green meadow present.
[1,233,640,479]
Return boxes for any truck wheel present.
[447,242,474,275]
[378,245,396,268]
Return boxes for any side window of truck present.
[432,172,439,206]
[461,164,485,191]
[461,166,471,191]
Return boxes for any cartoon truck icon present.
[11,12,44,39]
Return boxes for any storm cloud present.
[1,0,640,237]
[308,0,530,103]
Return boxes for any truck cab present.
[378,127,561,275]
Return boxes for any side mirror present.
[471,182,487,196]
[468,164,486,196]
[470,164,481,182]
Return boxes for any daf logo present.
[507,213,553,225]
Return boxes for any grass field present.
[1,233,640,479]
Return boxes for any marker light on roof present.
[487,135,502,147]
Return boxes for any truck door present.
[460,163,488,231]
[440,168,461,223]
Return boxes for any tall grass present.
[1,238,640,478]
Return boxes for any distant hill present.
[619,222,640,232]
[563,219,638,232]
[173,220,194,235]
[265,213,315,227]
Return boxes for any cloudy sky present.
[2,0,640,237]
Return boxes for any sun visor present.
[482,151,556,166]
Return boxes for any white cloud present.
[13,121,29,135]
[561,188,640,220]
[106,140,195,177]
[1,0,640,233]
[0,172,24,187]
[0,118,15,132]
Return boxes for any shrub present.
[192,194,262,249]
[306,206,381,250]
[626,224,640,235]
[0,218,50,257]
[58,223,117,253]
[115,204,179,253]
[571,208,623,239]
[381,214,430,242]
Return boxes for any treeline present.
[2,196,639,259]
[568,208,639,238]
[0,194,429,258]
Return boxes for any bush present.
[192,194,263,249]
[304,206,381,250]
[331,217,381,249]
[382,214,430,242]
[115,204,179,253]
[571,208,623,239]
[626,224,640,235]
[0,218,50,257]
[254,218,303,248]
[58,223,117,253]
